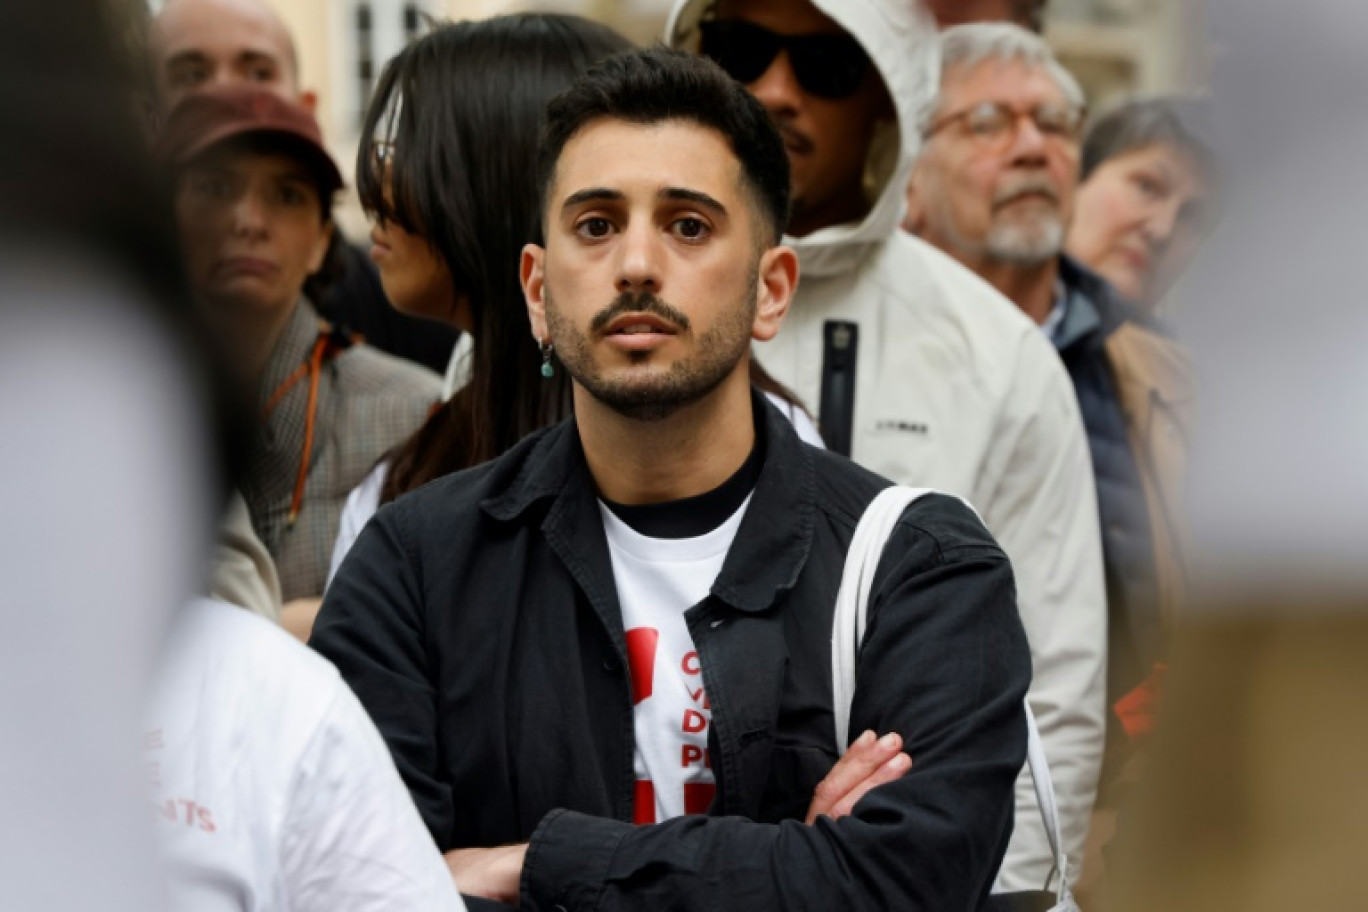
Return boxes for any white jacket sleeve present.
[981,338,1107,892]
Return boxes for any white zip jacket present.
[667,0,1106,890]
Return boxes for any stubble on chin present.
[543,277,757,423]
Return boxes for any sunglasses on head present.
[698,20,871,100]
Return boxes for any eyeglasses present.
[924,101,1084,153]
[372,140,397,166]
[698,20,871,100]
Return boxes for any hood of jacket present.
[665,0,940,277]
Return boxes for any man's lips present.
[777,124,814,156]
[601,313,679,351]
[603,313,679,336]
[994,190,1058,210]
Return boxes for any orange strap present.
[260,325,355,527]
[1113,662,1168,741]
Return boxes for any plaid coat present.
[242,299,441,600]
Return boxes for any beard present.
[985,213,1065,265]
[545,271,758,423]
[984,174,1066,266]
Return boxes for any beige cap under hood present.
[665,0,940,277]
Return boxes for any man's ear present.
[521,243,549,341]
[299,89,319,114]
[902,169,926,235]
[751,244,799,342]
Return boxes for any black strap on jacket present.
[819,320,859,457]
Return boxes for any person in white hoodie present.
[666,0,1105,891]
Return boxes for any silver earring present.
[539,339,555,379]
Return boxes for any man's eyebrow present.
[661,188,727,215]
[236,50,281,69]
[561,188,626,212]
[164,50,209,70]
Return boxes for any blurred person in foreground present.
[906,21,1193,888]
[314,48,1030,910]
[1067,97,1218,314]
[0,0,217,905]
[157,86,440,634]
[325,14,632,580]
[150,0,461,375]
[1,1,464,908]
[668,0,1105,891]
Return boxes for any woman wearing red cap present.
[159,86,441,635]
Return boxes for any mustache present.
[768,112,814,155]
[589,291,691,334]
[992,175,1060,208]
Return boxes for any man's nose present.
[614,221,662,294]
[1005,115,1051,165]
[746,50,803,118]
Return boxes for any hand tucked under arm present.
[445,844,527,905]
[805,730,911,824]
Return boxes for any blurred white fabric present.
[0,255,214,911]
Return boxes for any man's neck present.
[576,370,756,505]
[787,183,871,239]
[969,256,1060,326]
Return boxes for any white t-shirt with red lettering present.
[147,598,465,912]
[599,499,750,824]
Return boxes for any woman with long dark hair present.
[328,13,635,576]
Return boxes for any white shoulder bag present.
[831,486,1080,912]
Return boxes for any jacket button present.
[602,655,621,673]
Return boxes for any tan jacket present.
[1106,324,1194,634]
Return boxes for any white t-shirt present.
[147,598,465,912]
[599,498,750,823]
[326,393,820,589]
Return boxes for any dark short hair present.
[1081,96,1216,182]
[538,47,791,245]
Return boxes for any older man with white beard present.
[904,23,1085,324]
[909,27,1196,889]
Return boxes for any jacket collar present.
[257,297,323,408]
[1056,255,1166,352]
[481,389,818,615]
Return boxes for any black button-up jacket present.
[312,394,1031,911]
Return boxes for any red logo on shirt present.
[626,627,659,705]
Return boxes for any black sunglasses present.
[698,20,871,100]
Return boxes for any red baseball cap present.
[156,86,343,195]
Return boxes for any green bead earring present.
[539,339,555,379]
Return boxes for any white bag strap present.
[831,485,1074,903]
